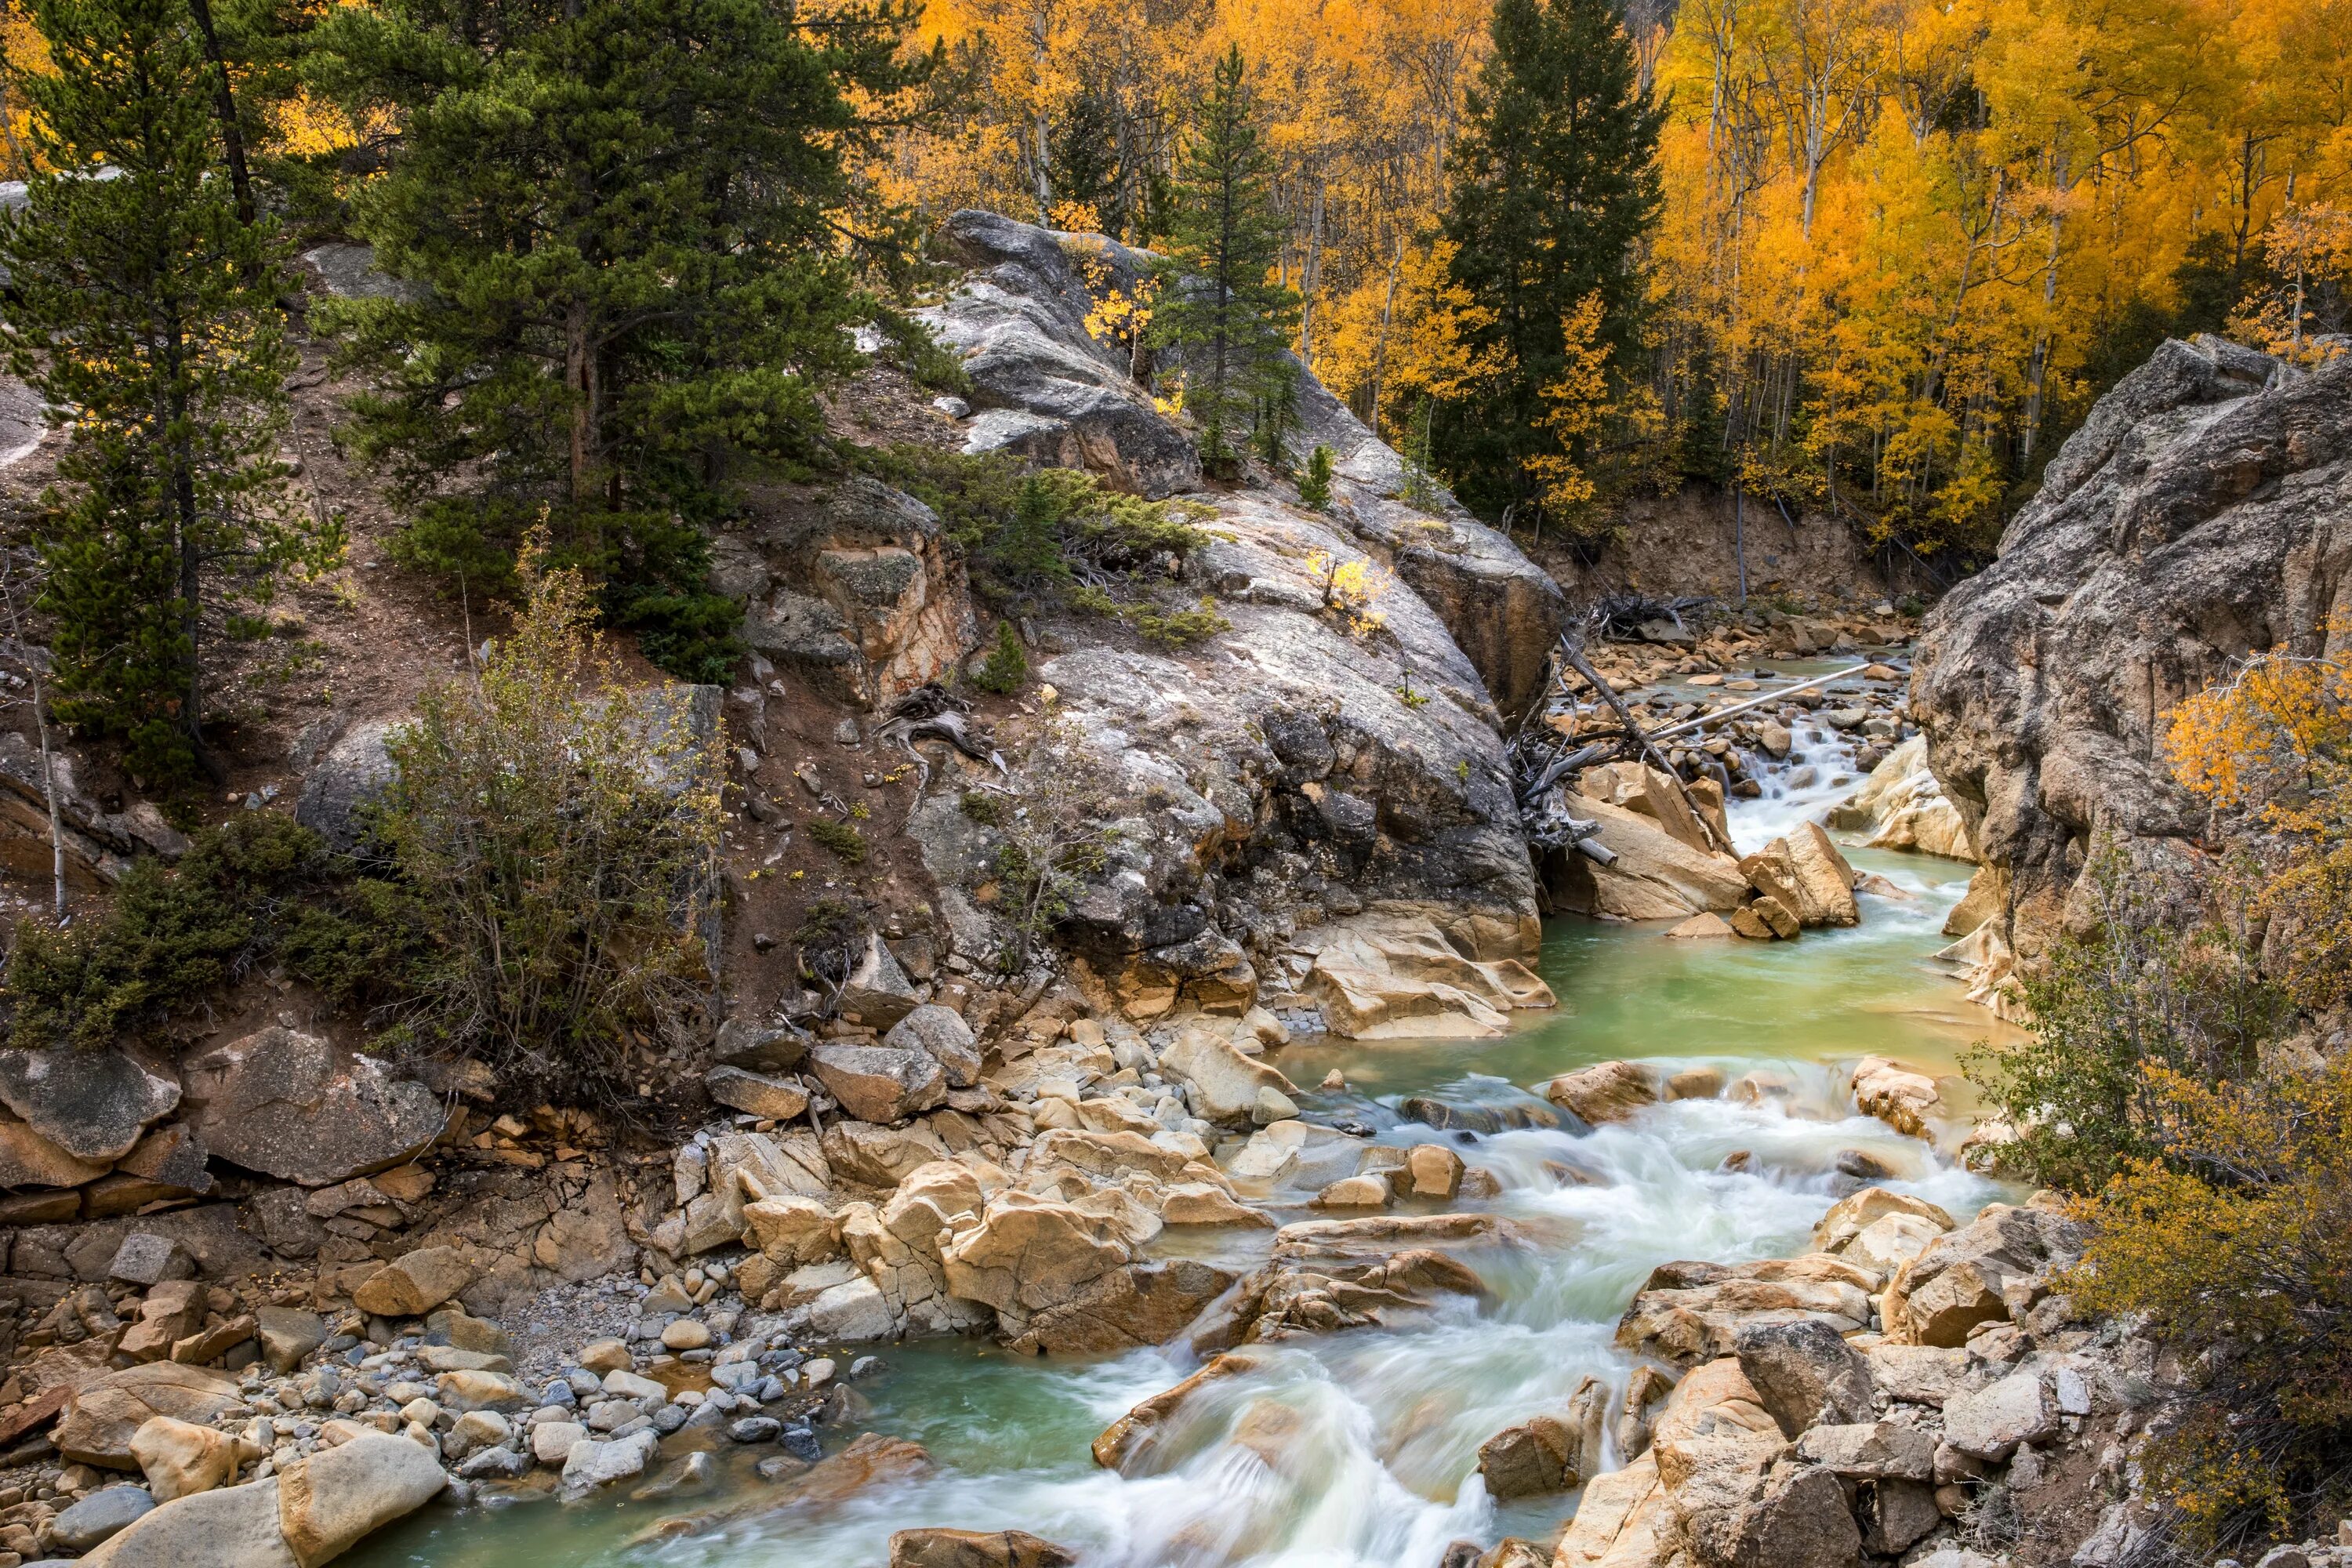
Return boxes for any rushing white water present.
[356,655,1998,1568]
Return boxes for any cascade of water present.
[364,655,1994,1568]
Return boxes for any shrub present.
[372,541,724,1109]
[0,812,418,1051]
[1130,597,1229,649]
[2164,633,2352,1009]
[1298,443,1334,509]
[1963,842,2282,1193]
[2071,1059,2352,1555]
[970,621,1029,693]
[857,447,1209,609]
[807,818,869,863]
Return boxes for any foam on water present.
[349,658,2001,1568]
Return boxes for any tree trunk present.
[567,303,591,506]
[185,0,255,227]
[1367,245,1402,434]
[1299,176,1325,363]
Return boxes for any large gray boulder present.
[292,720,399,855]
[1733,1317,1874,1437]
[907,490,1544,1014]
[79,1477,293,1568]
[1288,360,1569,717]
[1913,335,2352,959]
[920,211,1203,499]
[882,1004,981,1088]
[807,1042,946,1124]
[0,1047,180,1163]
[180,1027,444,1188]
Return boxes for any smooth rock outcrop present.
[79,1479,294,1568]
[920,212,1203,499]
[1739,824,1859,928]
[129,1415,238,1501]
[277,1432,447,1565]
[180,1028,443,1187]
[1301,910,1552,1040]
[1547,798,1751,920]
[1544,1061,1657,1125]
[889,1529,1079,1568]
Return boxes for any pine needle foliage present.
[0,0,336,782]
[304,0,929,683]
[1152,45,1301,476]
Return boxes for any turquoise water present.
[352,768,2009,1568]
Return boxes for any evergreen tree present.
[0,0,328,783]
[304,0,925,681]
[1435,0,1661,526]
[1153,45,1299,476]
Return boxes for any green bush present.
[857,447,1209,609]
[1,812,419,1052]
[808,818,869,863]
[1130,597,1230,649]
[389,499,742,685]
[1963,842,2281,1193]
[970,621,1029,693]
[1298,444,1334,509]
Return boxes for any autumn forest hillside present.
[892,0,2352,561]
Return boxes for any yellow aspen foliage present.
[2165,630,2352,1007]
[1317,237,1494,445]
[1303,550,1391,639]
[1522,292,1610,521]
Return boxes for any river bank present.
[315,706,2058,1568]
[1,644,2154,1568]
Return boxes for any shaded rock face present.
[1913,336,2352,957]
[1287,362,1569,717]
[0,1047,180,1163]
[920,211,1203,499]
[730,475,978,706]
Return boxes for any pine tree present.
[1435,0,1661,527]
[1153,45,1300,477]
[0,0,328,783]
[305,0,925,681]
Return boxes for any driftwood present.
[1512,611,1739,861]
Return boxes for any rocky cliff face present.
[895,211,1570,1012]
[920,209,1570,719]
[1911,336,2352,956]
